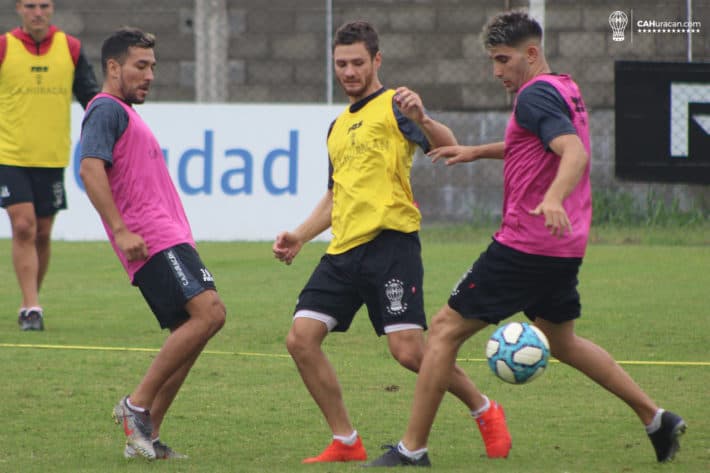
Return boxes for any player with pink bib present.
[83,90,192,281]
[496,73,592,258]
[367,11,685,468]
[79,27,226,460]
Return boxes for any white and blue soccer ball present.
[485,322,550,384]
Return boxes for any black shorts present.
[133,243,217,330]
[0,165,67,216]
[295,230,426,336]
[448,239,582,324]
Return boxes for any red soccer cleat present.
[475,400,512,458]
[302,436,368,463]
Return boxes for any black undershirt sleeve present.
[72,47,99,109]
[514,81,576,148]
[326,119,335,189]
[79,97,129,167]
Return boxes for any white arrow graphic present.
[670,82,710,157]
[692,114,710,134]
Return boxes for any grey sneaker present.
[112,396,156,460]
[25,308,44,331]
[363,445,431,467]
[18,309,31,331]
[125,440,188,459]
[648,410,686,462]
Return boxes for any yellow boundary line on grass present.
[1,342,709,366]
[0,342,291,359]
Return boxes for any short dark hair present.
[332,21,379,57]
[482,11,543,48]
[101,27,155,74]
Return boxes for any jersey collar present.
[12,25,57,48]
[349,87,386,113]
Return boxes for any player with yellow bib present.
[273,20,511,465]
[0,1,98,330]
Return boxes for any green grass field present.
[1,226,708,472]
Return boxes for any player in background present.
[0,0,98,331]
[366,11,686,467]
[273,20,511,464]
[79,27,226,460]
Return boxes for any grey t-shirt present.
[79,96,130,165]
[514,80,577,149]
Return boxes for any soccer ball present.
[485,322,550,384]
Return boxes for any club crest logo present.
[51,181,64,208]
[385,279,407,315]
[609,11,629,42]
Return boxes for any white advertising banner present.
[0,103,344,241]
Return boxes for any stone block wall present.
[3,0,706,106]
[1,0,707,220]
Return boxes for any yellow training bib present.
[0,31,74,167]
[327,89,421,254]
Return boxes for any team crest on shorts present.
[385,279,407,315]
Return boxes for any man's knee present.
[285,318,327,359]
[285,328,303,357]
[392,347,422,373]
[547,333,579,363]
[388,330,425,372]
[188,291,226,335]
[208,297,226,333]
[10,214,36,241]
[35,217,55,246]
[533,319,576,362]
[429,310,459,341]
[429,305,483,348]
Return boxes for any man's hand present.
[529,199,572,238]
[393,86,426,124]
[428,145,481,165]
[273,231,304,265]
[530,133,588,238]
[114,228,148,261]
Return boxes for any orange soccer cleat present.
[475,400,512,458]
[302,436,368,464]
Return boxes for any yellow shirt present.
[327,89,422,254]
[0,31,74,167]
